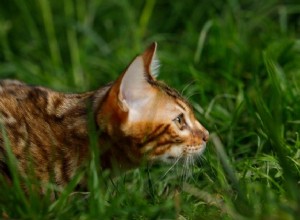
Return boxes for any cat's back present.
[0,79,93,118]
[0,80,57,121]
[0,79,49,103]
[0,79,26,87]
[0,79,30,102]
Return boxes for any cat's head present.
[97,43,209,165]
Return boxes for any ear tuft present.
[142,42,160,78]
[150,57,160,78]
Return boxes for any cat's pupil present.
[175,116,181,123]
[176,117,182,124]
[174,114,184,129]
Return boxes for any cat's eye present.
[173,113,186,130]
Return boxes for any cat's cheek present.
[175,129,192,143]
[159,145,184,163]
[168,145,184,157]
[146,145,183,163]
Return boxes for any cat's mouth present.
[184,143,207,156]
[151,143,206,164]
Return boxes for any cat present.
[0,42,209,188]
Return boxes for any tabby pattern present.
[0,43,209,187]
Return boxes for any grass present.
[0,0,300,219]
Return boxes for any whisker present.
[187,156,194,178]
[181,155,198,183]
[180,156,190,183]
[160,154,183,180]
[197,154,207,166]
[190,156,198,182]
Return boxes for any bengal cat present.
[0,43,209,188]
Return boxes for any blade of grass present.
[64,0,85,88]
[38,0,62,68]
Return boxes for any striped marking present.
[141,124,170,146]
[175,100,187,111]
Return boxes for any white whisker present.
[178,155,199,183]
[180,156,190,182]
[160,154,183,180]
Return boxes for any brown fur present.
[0,43,209,188]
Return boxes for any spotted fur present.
[0,43,209,188]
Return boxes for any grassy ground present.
[0,0,300,219]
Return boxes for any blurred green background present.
[0,0,300,219]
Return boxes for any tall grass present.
[0,0,300,219]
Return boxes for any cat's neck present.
[44,82,145,178]
[98,133,143,172]
[92,83,144,172]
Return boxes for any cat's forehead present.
[149,80,192,111]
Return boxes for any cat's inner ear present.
[118,55,155,112]
[118,42,160,112]
[142,42,160,78]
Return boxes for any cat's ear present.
[142,42,160,78]
[117,43,159,112]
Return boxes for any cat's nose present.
[195,121,209,142]
[202,129,209,142]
